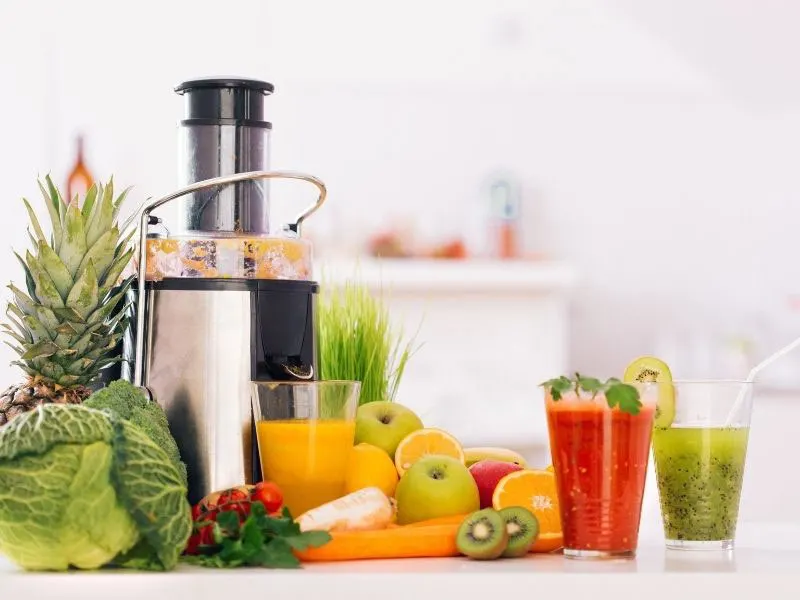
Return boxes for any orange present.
[344,443,399,497]
[531,532,564,553]
[492,469,563,553]
[546,464,554,473]
[394,428,464,476]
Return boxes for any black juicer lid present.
[175,77,274,128]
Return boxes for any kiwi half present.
[499,506,539,558]
[456,509,508,560]
[623,356,675,428]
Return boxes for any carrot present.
[382,514,467,530]
[403,514,469,528]
[295,523,461,562]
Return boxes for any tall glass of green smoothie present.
[652,381,753,551]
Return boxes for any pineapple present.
[0,176,135,426]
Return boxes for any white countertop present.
[2,522,798,600]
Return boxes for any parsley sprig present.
[540,373,642,415]
[183,503,330,568]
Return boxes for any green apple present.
[355,401,423,458]
[395,455,480,524]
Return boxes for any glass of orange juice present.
[251,380,361,517]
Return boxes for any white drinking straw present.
[726,335,800,425]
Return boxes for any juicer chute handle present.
[131,170,327,388]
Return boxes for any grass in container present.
[317,279,418,411]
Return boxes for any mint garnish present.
[540,373,642,415]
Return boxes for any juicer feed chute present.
[175,78,274,235]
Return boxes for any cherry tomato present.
[223,501,251,521]
[251,481,283,514]
[217,488,249,506]
[198,524,216,546]
[185,523,217,554]
[191,503,205,521]
[184,531,202,555]
[203,507,220,523]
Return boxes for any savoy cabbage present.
[0,402,191,571]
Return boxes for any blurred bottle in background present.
[487,176,520,259]
[66,135,93,203]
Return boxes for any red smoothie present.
[546,393,655,557]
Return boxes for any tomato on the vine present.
[251,481,283,514]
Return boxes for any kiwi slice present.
[456,509,508,560]
[499,506,539,558]
[623,356,675,428]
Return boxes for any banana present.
[463,447,528,468]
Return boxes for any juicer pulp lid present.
[175,77,275,127]
[174,77,275,94]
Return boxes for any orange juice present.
[256,419,356,516]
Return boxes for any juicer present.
[125,78,327,504]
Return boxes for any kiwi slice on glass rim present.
[623,356,675,428]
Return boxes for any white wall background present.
[2,0,800,383]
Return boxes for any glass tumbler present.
[546,384,658,559]
[251,380,361,517]
[652,381,753,551]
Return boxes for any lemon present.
[344,443,400,497]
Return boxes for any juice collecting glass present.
[251,381,360,517]
[652,381,753,551]
[546,384,657,559]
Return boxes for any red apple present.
[468,460,524,508]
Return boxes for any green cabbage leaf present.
[0,403,191,571]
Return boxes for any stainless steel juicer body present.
[140,278,319,504]
[131,171,326,505]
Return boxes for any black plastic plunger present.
[175,78,275,235]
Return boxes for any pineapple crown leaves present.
[4,175,136,387]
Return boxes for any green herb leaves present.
[603,377,642,415]
[540,373,643,415]
[183,503,330,569]
[542,375,572,401]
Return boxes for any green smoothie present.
[653,426,749,542]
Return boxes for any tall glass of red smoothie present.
[543,376,657,559]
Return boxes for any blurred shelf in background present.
[315,258,577,294]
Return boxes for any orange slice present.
[531,532,564,553]
[492,469,562,553]
[394,428,464,477]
